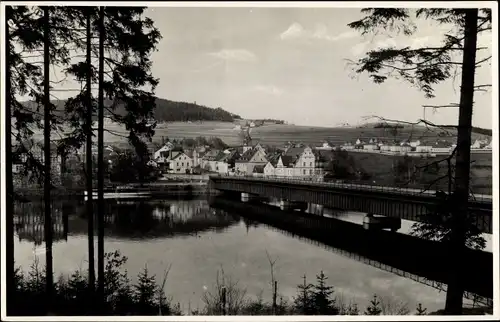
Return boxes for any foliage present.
[201,269,248,315]
[416,303,428,315]
[109,150,159,184]
[364,294,382,315]
[11,251,181,316]
[293,275,315,314]
[311,271,339,315]
[347,8,491,98]
[11,260,426,316]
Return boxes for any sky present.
[52,5,494,129]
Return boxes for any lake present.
[13,196,486,314]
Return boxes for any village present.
[11,133,493,186]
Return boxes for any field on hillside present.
[30,121,487,147]
[348,151,492,195]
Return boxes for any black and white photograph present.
[0,1,497,318]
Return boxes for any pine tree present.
[293,274,315,314]
[312,271,339,315]
[134,265,159,315]
[364,294,382,315]
[347,8,491,314]
[416,303,428,315]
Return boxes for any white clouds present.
[208,49,257,62]
[280,22,357,43]
[253,85,284,96]
[280,22,305,40]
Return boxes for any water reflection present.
[13,198,239,243]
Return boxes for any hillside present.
[22,98,241,123]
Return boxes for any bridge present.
[208,175,493,234]
[208,196,493,306]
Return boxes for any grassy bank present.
[9,251,441,316]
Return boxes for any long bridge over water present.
[208,175,493,234]
[208,196,493,306]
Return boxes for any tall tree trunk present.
[444,8,478,315]
[43,6,54,311]
[86,10,95,297]
[97,5,105,310]
[5,5,15,315]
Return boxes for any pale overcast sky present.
[54,6,494,129]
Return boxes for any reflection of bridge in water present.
[209,196,493,307]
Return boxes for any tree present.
[293,275,315,314]
[6,5,81,313]
[347,8,491,314]
[312,271,338,315]
[96,5,105,308]
[42,6,54,308]
[416,303,428,315]
[364,294,382,315]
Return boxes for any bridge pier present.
[280,199,308,211]
[307,203,324,215]
[362,213,401,232]
[241,192,260,203]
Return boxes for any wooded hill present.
[22,97,242,123]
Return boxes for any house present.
[379,141,392,152]
[363,141,379,151]
[315,141,333,151]
[154,142,175,161]
[341,142,355,151]
[410,140,421,148]
[354,139,365,150]
[252,164,266,177]
[415,141,433,153]
[389,141,402,152]
[400,142,412,153]
[235,145,268,174]
[484,138,492,150]
[13,139,63,182]
[471,138,489,149]
[184,149,202,168]
[202,150,240,174]
[168,151,193,173]
[281,145,316,177]
[263,153,282,177]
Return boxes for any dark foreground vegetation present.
[10,251,421,316]
[10,251,492,316]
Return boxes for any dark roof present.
[253,165,265,173]
[237,148,257,162]
[266,153,282,167]
[280,155,295,167]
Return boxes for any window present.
[303,169,306,174]
[309,169,312,175]
[303,162,306,166]
[182,162,184,166]
[309,162,312,167]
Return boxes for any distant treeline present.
[373,123,405,129]
[471,127,492,136]
[22,98,242,123]
[254,118,285,124]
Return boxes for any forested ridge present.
[22,97,242,123]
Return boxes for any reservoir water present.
[13,196,490,314]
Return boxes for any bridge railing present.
[209,174,493,203]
